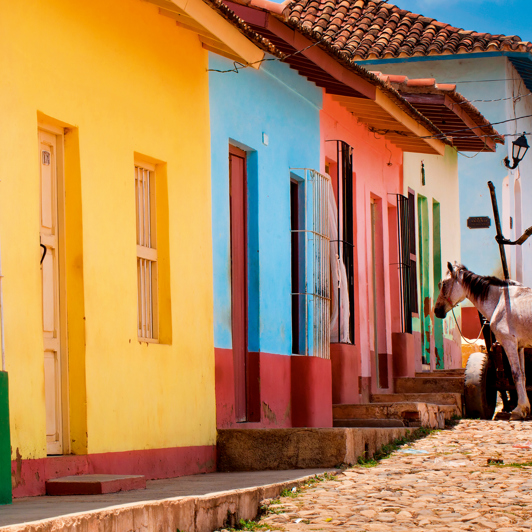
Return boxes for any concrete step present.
[217,427,415,471]
[333,402,457,429]
[416,368,465,378]
[371,392,463,413]
[395,376,464,394]
[45,474,146,496]
[333,418,405,428]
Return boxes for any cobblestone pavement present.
[258,420,532,531]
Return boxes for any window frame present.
[135,160,159,342]
[408,188,419,317]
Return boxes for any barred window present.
[135,162,158,340]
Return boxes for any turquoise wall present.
[0,371,11,505]
[209,54,322,355]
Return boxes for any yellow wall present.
[1,0,216,459]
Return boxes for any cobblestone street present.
[258,420,532,531]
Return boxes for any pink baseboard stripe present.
[11,445,216,498]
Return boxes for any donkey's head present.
[434,262,468,319]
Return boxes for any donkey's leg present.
[519,347,526,375]
[501,341,530,419]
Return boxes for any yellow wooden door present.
[39,128,66,455]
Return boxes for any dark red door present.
[229,145,248,422]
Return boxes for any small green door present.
[418,196,431,365]
[0,371,11,505]
[433,201,444,369]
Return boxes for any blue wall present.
[209,54,322,355]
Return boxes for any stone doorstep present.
[45,474,146,496]
[333,418,406,428]
[395,376,465,394]
[333,402,460,429]
[416,368,466,377]
[371,392,463,412]
[217,427,415,472]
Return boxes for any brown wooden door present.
[229,146,248,422]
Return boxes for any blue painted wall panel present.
[209,54,322,355]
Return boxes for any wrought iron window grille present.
[394,193,413,333]
[290,168,331,359]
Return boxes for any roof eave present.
[144,0,269,67]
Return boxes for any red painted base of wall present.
[461,307,482,340]
[11,445,215,498]
[215,348,291,428]
[330,343,359,404]
[291,356,332,427]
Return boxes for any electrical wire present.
[368,111,532,141]
[441,78,524,83]
[207,35,327,73]
[206,21,532,144]
[452,93,532,105]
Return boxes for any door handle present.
[40,243,47,265]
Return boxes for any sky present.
[393,0,532,42]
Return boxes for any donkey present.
[434,262,532,420]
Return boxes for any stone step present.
[333,418,405,428]
[45,474,146,496]
[333,402,456,429]
[395,376,464,394]
[371,392,463,412]
[416,368,465,378]
[217,427,415,471]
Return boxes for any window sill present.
[138,337,159,344]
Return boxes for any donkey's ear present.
[447,261,454,274]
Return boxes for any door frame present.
[39,123,70,455]
[229,143,249,422]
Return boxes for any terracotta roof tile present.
[284,0,532,60]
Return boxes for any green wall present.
[0,371,11,504]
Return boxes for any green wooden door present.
[433,201,444,369]
[0,371,11,505]
[418,196,431,365]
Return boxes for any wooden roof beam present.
[226,2,377,99]
[402,92,496,152]
[376,89,446,155]
[146,0,266,67]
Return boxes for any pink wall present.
[321,94,404,400]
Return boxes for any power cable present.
[207,35,327,73]
[368,113,532,141]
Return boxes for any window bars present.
[135,163,158,340]
[291,169,331,359]
[327,140,355,344]
[395,193,413,333]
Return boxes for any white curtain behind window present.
[327,178,351,343]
